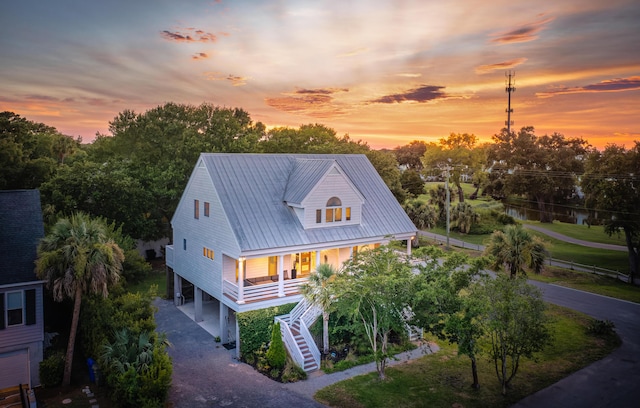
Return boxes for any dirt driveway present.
[153,298,326,408]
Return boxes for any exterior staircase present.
[275,299,322,372]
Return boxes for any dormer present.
[284,159,364,229]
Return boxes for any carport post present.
[174,274,182,306]
[220,303,229,343]
[194,287,203,322]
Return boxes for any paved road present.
[523,224,628,252]
[512,282,640,408]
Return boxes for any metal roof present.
[200,153,416,252]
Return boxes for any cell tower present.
[505,71,516,133]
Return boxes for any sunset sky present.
[1,0,638,150]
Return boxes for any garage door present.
[0,349,29,390]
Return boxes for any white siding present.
[172,163,240,301]
[302,173,362,229]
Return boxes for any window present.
[325,197,342,223]
[7,291,23,326]
[183,239,187,251]
[194,199,199,219]
[346,207,351,221]
[204,202,210,217]
[316,209,322,223]
[203,247,214,260]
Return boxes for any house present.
[166,154,416,370]
[0,190,45,390]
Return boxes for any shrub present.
[39,351,65,388]
[266,322,286,369]
[281,360,307,383]
[586,319,616,336]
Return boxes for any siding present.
[302,172,362,228]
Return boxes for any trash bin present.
[87,358,96,383]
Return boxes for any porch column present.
[194,286,203,322]
[278,255,285,297]
[407,236,414,256]
[238,257,245,304]
[220,303,229,343]
[316,251,321,267]
[174,274,183,306]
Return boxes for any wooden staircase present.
[275,299,321,372]
[290,320,319,372]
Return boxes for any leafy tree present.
[402,199,438,230]
[410,246,487,388]
[365,149,407,203]
[581,142,640,282]
[422,133,482,202]
[428,184,452,223]
[394,140,427,170]
[301,263,337,354]
[335,246,414,379]
[400,169,425,197]
[36,213,124,386]
[472,275,551,395]
[484,224,548,278]
[488,127,590,222]
[260,123,368,154]
[451,202,480,234]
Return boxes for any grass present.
[523,220,627,246]
[125,262,168,297]
[315,304,620,408]
[526,266,640,303]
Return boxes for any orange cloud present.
[161,28,218,42]
[265,88,349,118]
[476,58,527,74]
[536,76,640,98]
[203,72,249,86]
[491,16,554,44]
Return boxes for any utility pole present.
[443,160,452,249]
[505,71,515,134]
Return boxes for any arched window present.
[326,197,342,222]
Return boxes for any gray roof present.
[200,154,416,252]
[0,190,44,285]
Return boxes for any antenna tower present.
[505,71,516,133]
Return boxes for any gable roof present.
[0,190,44,285]
[197,153,416,253]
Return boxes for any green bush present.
[266,322,286,369]
[121,249,152,285]
[39,351,64,388]
[237,303,295,357]
[281,359,307,383]
[586,319,616,336]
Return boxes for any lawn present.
[125,261,168,297]
[315,304,620,408]
[523,220,627,246]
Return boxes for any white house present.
[166,153,416,370]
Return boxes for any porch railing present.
[223,276,308,303]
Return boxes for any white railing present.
[165,245,174,268]
[223,277,308,303]
[275,316,306,369]
[298,317,320,369]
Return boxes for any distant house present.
[0,190,45,390]
[166,154,416,370]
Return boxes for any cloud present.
[192,52,209,60]
[265,88,349,118]
[369,85,448,104]
[338,48,369,57]
[203,72,249,86]
[475,58,527,74]
[395,73,422,78]
[491,16,554,44]
[161,28,218,43]
[536,76,640,98]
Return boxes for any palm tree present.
[452,202,479,234]
[484,224,548,278]
[301,263,336,354]
[36,212,124,386]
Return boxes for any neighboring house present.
[0,190,45,390]
[166,153,417,370]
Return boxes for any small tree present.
[451,202,479,234]
[301,263,336,354]
[403,199,438,230]
[266,322,286,369]
[484,224,548,278]
[473,275,551,395]
[335,246,414,380]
